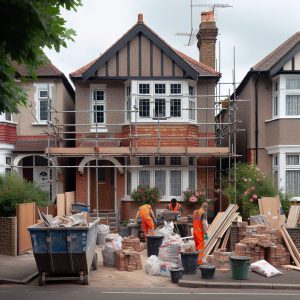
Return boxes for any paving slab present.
[0,252,38,284]
[179,269,300,289]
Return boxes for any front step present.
[90,212,118,231]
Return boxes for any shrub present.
[183,189,206,209]
[0,172,49,217]
[279,192,292,217]
[224,163,277,220]
[131,185,160,207]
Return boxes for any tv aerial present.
[175,1,232,46]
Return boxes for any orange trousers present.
[194,230,205,264]
[141,218,154,236]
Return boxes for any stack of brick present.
[122,235,145,251]
[115,248,143,272]
[207,249,231,270]
[234,224,290,266]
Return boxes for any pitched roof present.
[70,18,220,80]
[13,61,63,77]
[252,32,300,72]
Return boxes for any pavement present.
[0,250,299,290]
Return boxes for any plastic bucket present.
[180,252,199,274]
[127,223,139,237]
[198,264,216,279]
[169,267,183,283]
[146,235,164,257]
[230,256,251,280]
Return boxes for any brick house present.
[0,62,75,200]
[235,32,300,200]
[48,13,229,220]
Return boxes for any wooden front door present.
[90,161,115,211]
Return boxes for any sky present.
[45,0,300,97]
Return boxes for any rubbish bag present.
[97,224,110,246]
[156,221,174,237]
[158,234,183,265]
[105,233,123,250]
[250,260,283,278]
[145,255,161,276]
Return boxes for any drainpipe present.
[255,73,259,165]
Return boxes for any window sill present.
[265,116,300,123]
[32,122,47,126]
[90,126,108,133]
[121,196,184,202]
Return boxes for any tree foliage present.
[0,0,81,113]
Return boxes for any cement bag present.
[97,224,110,246]
[145,255,160,276]
[158,234,184,265]
[102,246,116,267]
[250,260,283,277]
[159,261,179,277]
[157,221,174,237]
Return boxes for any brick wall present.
[76,171,88,204]
[0,217,17,256]
[0,123,17,144]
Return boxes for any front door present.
[90,160,115,211]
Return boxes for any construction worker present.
[134,203,157,236]
[167,198,183,213]
[193,202,209,265]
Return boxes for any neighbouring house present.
[47,12,229,221]
[234,32,300,200]
[0,62,75,201]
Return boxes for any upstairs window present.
[286,154,300,165]
[189,85,195,96]
[154,83,166,94]
[139,99,150,117]
[286,95,300,116]
[38,90,48,122]
[155,156,165,165]
[286,79,300,90]
[139,157,150,165]
[170,157,181,165]
[92,90,105,124]
[139,83,150,95]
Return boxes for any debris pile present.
[40,211,88,228]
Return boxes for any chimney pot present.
[138,13,144,23]
[201,10,215,22]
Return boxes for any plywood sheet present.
[16,202,35,254]
[286,206,300,228]
[65,191,75,216]
[56,193,65,216]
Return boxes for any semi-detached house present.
[47,13,229,221]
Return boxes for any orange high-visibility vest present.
[139,204,152,220]
[168,202,182,212]
[192,208,205,234]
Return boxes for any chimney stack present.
[197,11,218,70]
[137,13,144,23]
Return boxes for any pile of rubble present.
[207,249,231,270]
[115,249,143,272]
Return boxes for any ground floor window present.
[286,170,300,197]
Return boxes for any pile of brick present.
[115,249,143,271]
[122,235,145,252]
[234,223,290,266]
[207,249,231,270]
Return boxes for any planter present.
[230,256,251,280]
[169,267,183,283]
[146,235,164,257]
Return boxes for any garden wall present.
[0,217,17,256]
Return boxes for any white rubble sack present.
[145,255,161,276]
[250,260,283,278]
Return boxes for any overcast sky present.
[45,0,300,96]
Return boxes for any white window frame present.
[90,84,107,132]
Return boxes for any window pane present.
[286,170,300,196]
[273,155,278,166]
[170,170,181,196]
[126,98,131,120]
[155,156,165,165]
[39,90,48,98]
[286,79,300,90]
[155,99,166,117]
[139,170,150,187]
[126,85,131,96]
[273,96,278,116]
[139,99,150,117]
[155,170,166,196]
[139,84,150,94]
[5,113,11,121]
[93,90,104,101]
[155,84,166,94]
[170,99,181,117]
[188,170,196,192]
[127,170,131,195]
[139,157,150,165]
[170,157,181,165]
[189,100,195,120]
[286,95,300,115]
[189,157,195,166]
[93,105,104,123]
[170,83,181,94]
[40,100,48,121]
[273,170,278,190]
[286,155,299,165]
[189,85,194,96]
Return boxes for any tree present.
[0,0,81,113]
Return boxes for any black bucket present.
[169,267,183,283]
[146,235,164,257]
[198,264,216,279]
[180,252,199,274]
